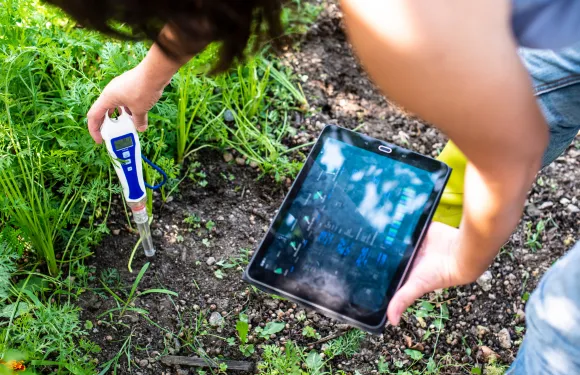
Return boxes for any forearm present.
[342,0,549,280]
[136,42,192,90]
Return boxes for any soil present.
[79,2,580,374]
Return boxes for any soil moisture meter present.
[101,108,166,257]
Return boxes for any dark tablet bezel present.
[243,124,450,334]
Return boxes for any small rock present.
[152,229,163,238]
[223,152,234,163]
[224,109,236,122]
[209,312,224,327]
[497,328,512,349]
[515,309,526,324]
[525,203,541,217]
[176,369,189,375]
[166,195,174,203]
[263,299,279,310]
[476,325,490,338]
[479,346,499,363]
[112,229,121,236]
[249,161,259,169]
[538,201,554,210]
[206,257,216,266]
[139,359,149,368]
[560,197,571,205]
[235,157,246,166]
[106,335,113,341]
[567,204,580,214]
[476,271,493,292]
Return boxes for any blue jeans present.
[507,45,580,374]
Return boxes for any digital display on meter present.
[114,136,133,150]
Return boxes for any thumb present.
[387,276,430,326]
[131,111,148,133]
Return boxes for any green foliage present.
[256,322,285,339]
[302,326,321,340]
[525,219,545,251]
[0,229,19,301]
[236,314,255,357]
[99,262,177,318]
[0,302,100,374]
[258,330,365,375]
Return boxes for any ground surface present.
[80,2,580,374]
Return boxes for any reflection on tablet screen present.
[259,138,436,312]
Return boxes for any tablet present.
[243,125,450,333]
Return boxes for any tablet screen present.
[246,126,449,330]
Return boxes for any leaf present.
[471,367,482,375]
[305,351,323,370]
[522,292,530,301]
[139,288,178,297]
[432,319,444,330]
[202,238,211,247]
[236,314,250,343]
[214,269,225,279]
[239,344,255,357]
[258,321,285,337]
[414,309,429,318]
[0,302,30,318]
[420,301,434,312]
[426,358,436,373]
[440,303,449,319]
[404,349,424,361]
[84,320,94,330]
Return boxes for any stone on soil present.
[206,257,216,266]
[497,328,512,349]
[209,312,224,327]
[476,270,493,292]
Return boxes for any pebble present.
[567,204,580,213]
[515,309,526,323]
[152,229,163,238]
[538,201,554,210]
[497,328,512,349]
[476,271,493,292]
[263,299,279,310]
[235,157,246,166]
[224,109,236,122]
[139,359,149,368]
[223,152,233,163]
[476,325,490,338]
[206,257,216,266]
[112,229,121,236]
[209,312,224,327]
[249,161,259,169]
[560,197,571,205]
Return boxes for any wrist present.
[137,43,184,90]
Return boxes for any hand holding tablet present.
[244,125,450,334]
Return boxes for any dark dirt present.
[79,2,580,374]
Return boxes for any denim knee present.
[522,242,580,373]
[519,44,580,167]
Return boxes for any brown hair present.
[43,0,283,71]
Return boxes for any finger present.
[387,275,430,326]
[87,96,117,144]
[132,111,148,133]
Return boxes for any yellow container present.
[433,141,466,228]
